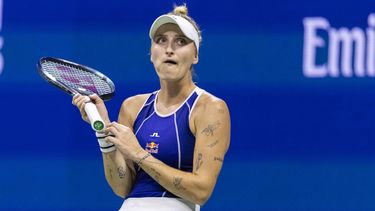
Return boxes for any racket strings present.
[41,61,113,95]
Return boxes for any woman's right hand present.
[72,94,110,125]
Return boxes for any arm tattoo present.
[108,168,113,180]
[195,153,203,171]
[207,140,219,148]
[106,164,114,180]
[149,167,161,182]
[201,122,221,136]
[117,166,126,179]
[214,156,224,162]
[173,177,186,191]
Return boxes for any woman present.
[73,4,230,211]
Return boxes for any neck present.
[157,79,196,108]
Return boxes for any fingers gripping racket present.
[37,57,115,132]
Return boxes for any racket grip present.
[84,102,106,132]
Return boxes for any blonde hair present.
[168,4,202,44]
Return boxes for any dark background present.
[1,0,375,210]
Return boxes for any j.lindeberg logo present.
[150,132,160,138]
[303,13,375,78]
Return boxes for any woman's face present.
[150,23,198,82]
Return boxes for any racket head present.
[37,57,115,100]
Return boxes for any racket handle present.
[84,102,105,132]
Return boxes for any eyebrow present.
[154,34,188,39]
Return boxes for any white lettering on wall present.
[303,14,375,78]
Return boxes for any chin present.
[159,76,181,82]
[157,70,179,80]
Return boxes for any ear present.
[193,53,199,64]
[149,44,154,63]
[150,52,154,63]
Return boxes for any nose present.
[165,41,174,56]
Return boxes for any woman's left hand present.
[104,122,144,161]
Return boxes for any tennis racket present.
[37,57,115,132]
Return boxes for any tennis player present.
[72,4,230,211]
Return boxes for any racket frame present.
[37,57,116,132]
[37,57,115,100]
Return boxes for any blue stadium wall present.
[1,0,375,210]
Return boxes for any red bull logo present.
[145,141,159,154]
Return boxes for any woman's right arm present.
[102,148,135,198]
[104,95,150,197]
[72,94,145,198]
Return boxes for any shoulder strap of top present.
[187,87,205,119]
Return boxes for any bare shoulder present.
[194,91,229,116]
[121,93,151,110]
[118,93,151,127]
[190,91,230,134]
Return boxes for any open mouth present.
[164,59,178,65]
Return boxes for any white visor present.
[149,14,200,52]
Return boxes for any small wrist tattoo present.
[137,152,151,166]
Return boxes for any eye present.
[154,36,167,44]
[176,38,188,46]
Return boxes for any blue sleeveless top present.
[127,87,204,198]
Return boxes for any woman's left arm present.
[105,97,230,205]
